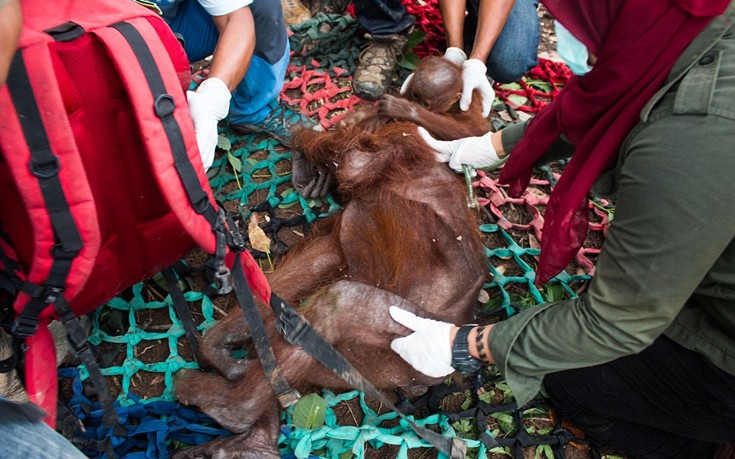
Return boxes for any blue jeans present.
[165,0,290,125]
[465,0,539,83]
[353,0,416,36]
[0,400,86,459]
[354,0,539,83]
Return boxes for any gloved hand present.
[389,306,455,378]
[460,59,495,117]
[399,47,467,95]
[442,46,467,66]
[186,77,231,170]
[417,126,503,174]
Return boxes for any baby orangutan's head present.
[406,56,462,113]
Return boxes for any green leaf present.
[499,82,523,91]
[405,29,427,51]
[452,418,475,437]
[217,135,232,151]
[398,53,420,71]
[490,412,515,435]
[542,283,565,302]
[460,390,473,410]
[526,80,553,93]
[292,393,327,429]
[478,389,495,404]
[338,451,353,459]
[227,151,242,173]
[535,444,554,459]
[507,93,529,107]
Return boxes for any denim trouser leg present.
[0,403,87,459]
[353,0,416,36]
[465,0,539,83]
[166,0,289,125]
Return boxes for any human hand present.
[186,77,231,170]
[399,47,468,95]
[417,127,503,174]
[443,46,467,66]
[460,59,494,117]
[389,306,455,378]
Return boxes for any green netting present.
[61,5,612,459]
[85,283,217,405]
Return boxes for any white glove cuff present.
[462,58,488,75]
[196,77,231,120]
[444,47,467,66]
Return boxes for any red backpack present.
[0,0,271,427]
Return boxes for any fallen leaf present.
[248,214,271,254]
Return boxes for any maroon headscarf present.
[498,0,730,285]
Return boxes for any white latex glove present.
[443,46,467,66]
[399,47,468,95]
[186,77,231,170]
[389,306,454,378]
[460,59,495,117]
[417,126,502,174]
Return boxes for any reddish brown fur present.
[377,55,493,139]
[173,57,490,459]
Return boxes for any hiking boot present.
[231,98,319,149]
[352,33,409,100]
[0,328,28,403]
[281,0,311,25]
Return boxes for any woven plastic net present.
[59,3,613,459]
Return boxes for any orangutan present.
[173,55,493,458]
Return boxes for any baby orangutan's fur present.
[377,55,493,139]
[173,56,492,458]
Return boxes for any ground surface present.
[58,4,628,459]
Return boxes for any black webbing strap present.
[162,267,201,363]
[269,291,467,458]
[6,52,83,337]
[5,51,119,432]
[0,354,16,374]
[109,21,219,227]
[230,253,301,408]
[55,297,119,429]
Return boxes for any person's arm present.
[0,0,22,87]
[393,115,735,406]
[467,0,515,62]
[208,6,255,92]
[484,115,735,406]
[439,0,468,51]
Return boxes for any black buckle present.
[272,299,308,346]
[11,316,39,338]
[29,153,60,179]
[42,286,64,305]
[153,94,175,118]
[211,265,233,295]
[216,208,245,250]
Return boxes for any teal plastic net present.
[59,5,612,459]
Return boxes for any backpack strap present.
[92,18,220,250]
[0,41,104,425]
[94,16,273,305]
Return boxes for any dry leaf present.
[248,213,271,253]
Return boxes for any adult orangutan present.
[173,55,493,458]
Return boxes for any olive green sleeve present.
[500,120,575,164]
[489,109,735,407]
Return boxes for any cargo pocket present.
[672,49,721,116]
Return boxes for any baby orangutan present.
[173,55,493,458]
[292,55,493,198]
[378,55,493,139]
